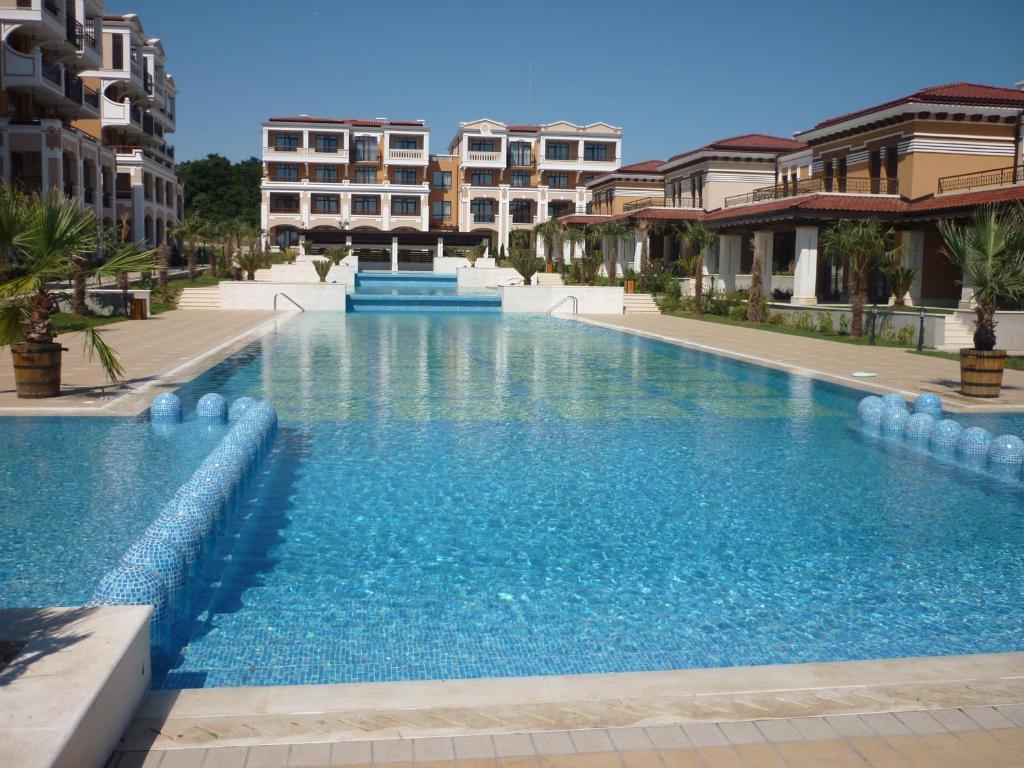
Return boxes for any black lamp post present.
[917,306,927,352]
[869,303,878,346]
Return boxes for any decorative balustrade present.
[937,165,1023,194]
[724,176,899,207]
[623,196,703,212]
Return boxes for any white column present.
[719,234,742,292]
[792,226,819,305]
[382,195,391,230]
[754,231,774,297]
[632,232,643,272]
[901,230,924,306]
[436,236,443,260]
[131,184,145,244]
[390,236,398,272]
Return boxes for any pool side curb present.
[0,606,151,768]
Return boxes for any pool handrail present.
[273,292,305,312]
[546,295,579,316]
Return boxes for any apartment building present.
[0,2,180,247]
[586,160,664,215]
[261,116,622,263]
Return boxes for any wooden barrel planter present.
[11,342,63,399]
[960,348,1006,398]
[624,279,636,294]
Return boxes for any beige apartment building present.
[261,116,622,261]
[0,1,181,247]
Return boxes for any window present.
[470,138,496,152]
[508,142,532,166]
[824,160,834,192]
[312,195,339,214]
[274,134,300,152]
[111,35,124,70]
[392,197,418,215]
[275,228,299,249]
[471,170,494,186]
[353,196,379,214]
[886,145,899,187]
[690,175,703,207]
[548,202,573,218]
[545,142,570,160]
[315,166,338,183]
[314,134,339,153]
[471,199,495,222]
[393,136,418,149]
[274,164,299,182]
[582,173,597,184]
[584,144,608,161]
[432,170,452,190]
[431,200,451,221]
[546,173,569,189]
[354,137,378,162]
[510,200,532,223]
[355,167,377,184]
[393,167,417,185]
[270,194,299,213]
[510,172,531,188]
[837,157,847,193]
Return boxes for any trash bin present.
[624,279,636,294]
[130,298,148,320]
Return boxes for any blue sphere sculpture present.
[989,434,1024,466]
[150,393,182,423]
[881,408,910,437]
[229,396,259,422]
[197,393,228,423]
[91,565,170,648]
[904,412,936,441]
[913,393,943,416]
[858,396,884,424]
[881,393,907,412]
[957,426,993,457]
[929,419,963,451]
[168,493,216,540]
[147,511,203,566]
[122,535,186,619]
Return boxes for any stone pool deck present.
[0,309,279,416]
[576,314,1024,412]
[108,653,1024,767]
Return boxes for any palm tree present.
[565,227,585,263]
[533,217,566,275]
[882,262,919,307]
[237,250,267,281]
[508,246,542,285]
[0,185,28,285]
[939,204,1024,351]
[747,234,767,323]
[684,221,716,315]
[172,214,204,282]
[156,242,170,289]
[597,221,630,281]
[0,193,155,384]
[820,219,896,336]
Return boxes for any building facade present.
[0,2,181,247]
[261,116,622,261]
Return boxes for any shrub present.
[896,325,915,346]
[817,312,835,335]
[312,259,332,282]
[663,279,682,300]
[728,305,747,321]
[794,312,815,331]
[152,282,182,306]
[838,314,850,335]
[768,312,788,326]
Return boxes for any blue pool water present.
[349,272,501,313]
[3,312,1023,689]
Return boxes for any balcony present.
[623,196,703,212]
[466,150,503,165]
[508,152,533,168]
[724,175,899,208]
[353,148,379,163]
[472,211,496,224]
[4,1,67,44]
[938,165,1024,195]
[385,147,426,163]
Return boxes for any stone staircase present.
[939,311,974,351]
[623,293,661,314]
[176,286,221,309]
[534,272,564,287]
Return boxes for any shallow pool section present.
[151,313,1024,688]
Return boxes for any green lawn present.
[914,349,1024,371]
[171,273,220,287]
[50,300,175,334]
[663,311,918,349]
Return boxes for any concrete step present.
[623,293,661,314]
[535,273,564,286]
[178,287,221,309]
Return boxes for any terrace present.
[725,175,900,207]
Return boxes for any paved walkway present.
[0,309,279,415]
[577,314,1024,412]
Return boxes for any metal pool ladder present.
[546,295,578,316]
[273,293,305,312]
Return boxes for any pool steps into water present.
[348,272,502,313]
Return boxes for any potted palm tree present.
[0,191,155,398]
[939,204,1024,398]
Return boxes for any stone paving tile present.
[493,733,537,757]
[884,735,947,767]
[996,704,1024,727]
[285,741,332,766]
[925,708,979,732]
[718,720,766,745]
[114,751,165,768]
[643,725,691,749]
[568,729,615,753]
[824,716,876,739]
[244,744,291,768]
[453,735,497,759]
[680,723,730,748]
[954,729,1024,766]
[497,757,542,768]
[607,727,655,751]
[754,719,804,742]
[372,738,415,763]
[962,706,1019,730]
[694,744,745,767]
[658,748,704,768]
[329,740,372,765]
[538,754,620,768]
[788,716,839,741]
[893,711,946,735]
[158,750,205,768]
[847,736,909,768]
[774,739,868,767]
[200,746,249,767]
[859,713,913,737]
[916,732,990,767]
[529,730,576,755]
[619,750,665,767]
[734,743,788,768]
[412,737,454,761]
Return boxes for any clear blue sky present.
[130,0,1024,165]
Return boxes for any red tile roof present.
[615,160,665,174]
[909,184,1024,213]
[506,124,541,132]
[666,134,806,164]
[613,207,704,223]
[808,82,1024,132]
[705,194,910,223]
[268,116,425,127]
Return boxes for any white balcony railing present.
[467,151,503,164]
[101,93,130,125]
[2,45,63,94]
[386,148,425,162]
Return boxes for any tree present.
[748,235,767,323]
[597,221,630,281]
[508,247,542,285]
[0,193,155,382]
[939,204,1024,350]
[882,261,919,307]
[534,217,566,274]
[172,213,205,282]
[0,186,28,286]
[175,154,261,227]
[684,221,716,315]
[820,219,896,336]
[565,227,585,264]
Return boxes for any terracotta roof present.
[666,134,806,164]
[613,207,704,223]
[706,194,910,223]
[615,160,664,174]
[507,124,541,132]
[910,184,1024,213]
[561,214,610,226]
[808,82,1024,132]
[268,116,425,127]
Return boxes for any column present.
[382,196,391,230]
[718,234,742,292]
[900,230,924,306]
[390,236,398,273]
[754,231,774,298]
[436,236,444,260]
[792,226,819,305]
[131,183,145,244]
[633,232,643,272]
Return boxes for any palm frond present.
[81,325,125,382]
[0,300,27,347]
[92,243,158,283]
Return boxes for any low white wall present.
[52,289,151,317]
[768,304,945,348]
[457,266,523,288]
[499,285,624,315]
[257,262,355,288]
[987,311,1024,352]
[680,275,793,296]
[433,256,471,273]
[220,281,348,311]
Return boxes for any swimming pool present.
[2,312,1023,689]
